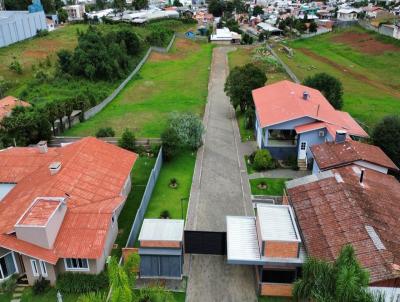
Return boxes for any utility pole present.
[0,0,5,11]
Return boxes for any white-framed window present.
[39,260,47,277]
[318,130,325,137]
[30,259,39,277]
[64,258,89,271]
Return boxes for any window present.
[318,130,325,137]
[39,260,47,277]
[64,258,89,271]
[300,142,307,150]
[30,259,39,277]
[0,252,17,280]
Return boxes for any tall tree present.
[133,0,148,9]
[293,245,383,302]
[372,115,400,167]
[208,0,224,17]
[303,72,344,109]
[252,5,264,16]
[225,63,267,113]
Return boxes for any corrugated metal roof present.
[226,216,261,262]
[139,219,184,242]
[257,204,301,242]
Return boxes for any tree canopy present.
[252,5,264,16]
[293,245,383,302]
[208,0,224,17]
[303,72,344,109]
[372,115,400,167]
[224,63,267,113]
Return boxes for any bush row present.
[56,271,109,294]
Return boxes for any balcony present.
[266,130,297,147]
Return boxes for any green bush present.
[36,29,49,37]
[96,127,115,138]
[9,60,22,74]
[32,277,50,295]
[253,149,275,171]
[118,128,136,151]
[56,271,109,294]
[0,274,18,293]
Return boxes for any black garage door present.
[184,231,226,255]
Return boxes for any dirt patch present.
[331,32,400,55]
[149,38,200,62]
[23,50,49,59]
[22,39,70,59]
[299,48,400,98]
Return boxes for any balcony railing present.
[267,139,297,147]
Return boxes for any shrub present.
[169,178,178,188]
[36,29,49,37]
[372,115,400,167]
[118,128,136,151]
[161,127,181,161]
[96,127,115,138]
[9,60,22,74]
[168,112,204,150]
[32,277,50,295]
[0,274,18,293]
[160,210,171,219]
[253,149,275,171]
[56,271,109,294]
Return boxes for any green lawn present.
[65,39,213,138]
[19,288,80,302]
[144,151,196,220]
[237,112,255,142]
[249,178,289,196]
[172,292,186,302]
[112,155,156,258]
[275,26,400,130]
[0,293,12,302]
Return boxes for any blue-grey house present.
[252,80,368,169]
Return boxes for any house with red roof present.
[310,139,399,175]
[286,165,400,290]
[0,96,30,122]
[0,137,137,285]
[252,80,368,169]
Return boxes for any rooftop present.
[252,80,368,138]
[0,96,30,121]
[311,140,399,171]
[17,198,63,226]
[257,204,301,242]
[139,219,184,242]
[287,165,400,284]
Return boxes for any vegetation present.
[20,288,81,302]
[162,127,182,161]
[145,151,196,220]
[372,115,400,167]
[167,112,204,151]
[56,272,109,294]
[249,178,289,195]
[275,26,400,128]
[293,245,383,302]
[118,128,136,151]
[208,0,225,17]
[32,278,51,295]
[96,127,116,138]
[0,274,18,293]
[303,73,344,109]
[253,149,276,171]
[66,39,212,138]
[252,5,264,16]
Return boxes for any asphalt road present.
[185,47,257,302]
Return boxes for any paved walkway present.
[185,47,257,302]
[248,169,310,180]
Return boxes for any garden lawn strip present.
[249,178,290,196]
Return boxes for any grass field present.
[145,151,196,220]
[275,26,400,130]
[249,178,289,196]
[66,39,213,137]
[112,155,156,258]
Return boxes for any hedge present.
[56,271,109,294]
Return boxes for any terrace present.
[266,130,297,147]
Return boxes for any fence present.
[84,34,176,120]
[49,136,161,147]
[266,43,300,83]
[125,147,163,248]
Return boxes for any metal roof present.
[139,219,184,242]
[257,204,301,242]
[138,248,182,256]
[226,216,261,264]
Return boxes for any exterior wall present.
[312,159,320,174]
[260,283,293,297]
[15,203,67,249]
[21,255,57,285]
[140,240,181,248]
[297,128,328,161]
[0,11,47,48]
[264,241,299,258]
[355,160,388,174]
[266,146,297,160]
[96,218,119,274]
[121,174,132,199]
[55,258,98,276]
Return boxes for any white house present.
[62,4,86,21]
[337,8,361,21]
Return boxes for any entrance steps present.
[297,159,308,171]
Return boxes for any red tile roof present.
[252,81,368,138]
[287,166,400,284]
[0,137,137,264]
[18,199,61,226]
[0,96,30,121]
[311,140,399,171]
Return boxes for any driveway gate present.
[184,231,226,255]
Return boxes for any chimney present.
[49,162,62,175]
[360,168,365,184]
[303,91,309,100]
[37,141,48,154]
[335,130,347,143]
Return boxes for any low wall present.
[260,283,293,297]
[84,34,176,120]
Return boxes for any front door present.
[299,141,307,159]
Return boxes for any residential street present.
[185,47,257,302]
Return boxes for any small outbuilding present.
[138,219,184,279]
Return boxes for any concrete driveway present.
[185,47,257,302]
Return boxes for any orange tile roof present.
[311,140,399,171]
[0,96,30,121]
[287,166,400,284]
[253,81,368,138]
[18,199,61,226]
[0,137,137,264]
